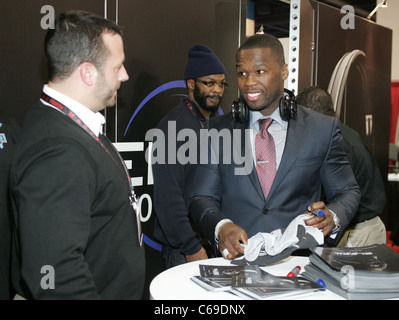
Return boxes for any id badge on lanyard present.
[130,190,143,247]
[41,91,143,247]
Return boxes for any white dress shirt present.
[41,85,105,137]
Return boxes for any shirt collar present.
[250,106,287,130]
[41,85,105,137]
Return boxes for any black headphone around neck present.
[231,88,297,123]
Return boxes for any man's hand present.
[185,247,208,263]
[305,201,335,236]
[218,222,248,260]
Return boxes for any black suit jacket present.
[0,112,19,299]
[188,106,360,246]
[10,102,145,299]
[339,122,386,222]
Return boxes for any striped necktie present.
[255,118,276,199]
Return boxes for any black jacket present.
[0,111,19,299]
[339,122,386,223]
[152,98,217,255]
[10,102,145,299]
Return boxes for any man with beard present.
[188,34,360,260]
[152,44,227,268]
[10,11,145,299]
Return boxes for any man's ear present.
[281,64,289,81]
[186,79,195,91]
[80,62,97,87]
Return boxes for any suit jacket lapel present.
[266,107,307,201]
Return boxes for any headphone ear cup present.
[232,97,249,123]
[232,98,240,122]
[279,89,297,121]
[279,96,288,121]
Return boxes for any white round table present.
[149,255,344,300]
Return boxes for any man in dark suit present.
[0,112,19,300]
[188,34,360,260]
[10,11,145,299]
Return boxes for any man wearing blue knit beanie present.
[153,44,228,269]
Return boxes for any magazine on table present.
[190,264,260,292]
[231,267,324,300]
[190,264,324,299]
[311,244,399,274]
[302,244,399,300]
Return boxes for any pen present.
[316,279,326,290]
[306,205,325,218]
[287,266,301,277]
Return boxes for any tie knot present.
[258,118,273,131]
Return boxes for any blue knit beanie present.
[184,44,226,81]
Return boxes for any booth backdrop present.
[0,0,246,299]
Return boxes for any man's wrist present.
[215,219,233,239]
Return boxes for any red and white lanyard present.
[41,92,143,246]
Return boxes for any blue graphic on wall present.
[124,80,187,136]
